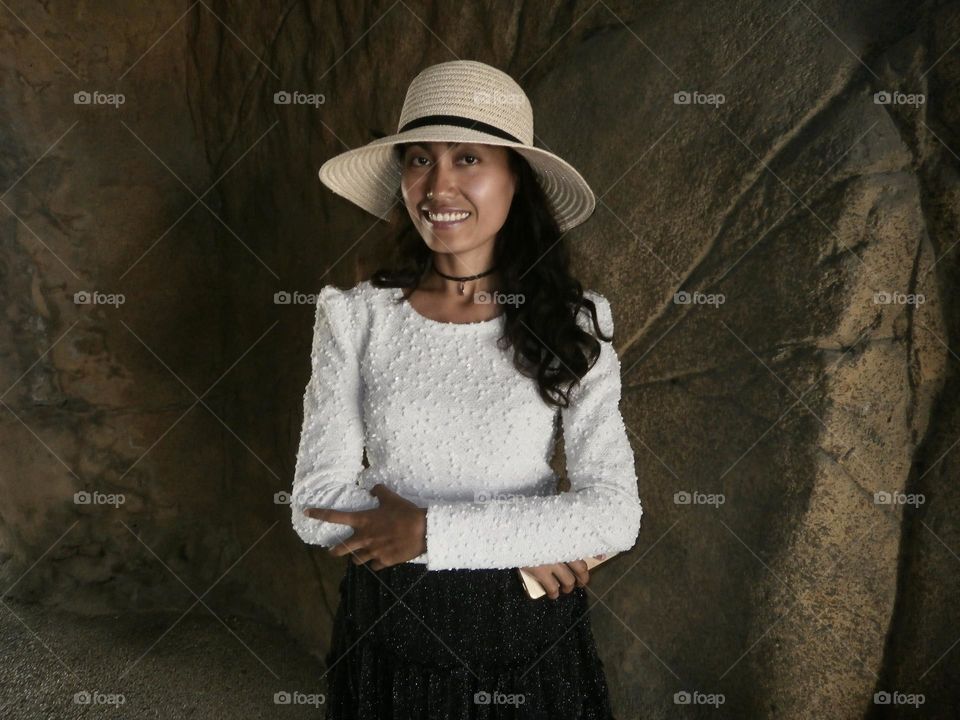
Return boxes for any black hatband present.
[398,114,522,144]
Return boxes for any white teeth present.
[427,210,470,222]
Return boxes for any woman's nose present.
[427,157,456,198]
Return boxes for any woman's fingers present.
[533,564,575,600]
[551,563,578,595]
[566,559,590,587]
[529,566,561,599]
[521,562,593,600]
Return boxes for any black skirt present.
[322,560,615,719]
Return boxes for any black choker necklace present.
[432,263,498,295]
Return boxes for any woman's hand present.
[521,555,606,600]
[303,484,427,571]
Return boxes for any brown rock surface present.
[1,1,958,717]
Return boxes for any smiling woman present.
[297,59,642,720]
[401,142,516,247]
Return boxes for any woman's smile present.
[421,206,473,229]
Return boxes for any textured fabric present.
[290,279,643,570]
[323,561,615,720]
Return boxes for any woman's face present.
[400,142,517,254]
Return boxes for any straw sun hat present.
[317,59,596,233]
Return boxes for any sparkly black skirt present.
[322,560,615,719]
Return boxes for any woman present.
[291,60,643,719]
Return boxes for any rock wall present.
[1,1,958,717]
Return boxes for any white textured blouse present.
[290,279,643,570]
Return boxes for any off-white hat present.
[317,60,596,232]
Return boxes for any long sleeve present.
[424,293,643,570]
[290,285,380,547]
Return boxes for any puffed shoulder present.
[577,290,614,339]
[315,282,370,355]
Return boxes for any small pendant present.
[458,281,465,295]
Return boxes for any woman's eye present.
[406,153,477,167]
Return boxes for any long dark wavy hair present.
[368,142,612,410]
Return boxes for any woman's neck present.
[424,256,500,298]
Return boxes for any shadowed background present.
[1,1,959,718]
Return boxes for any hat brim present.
[317,125,596,233]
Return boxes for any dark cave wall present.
[1,1,958,717]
